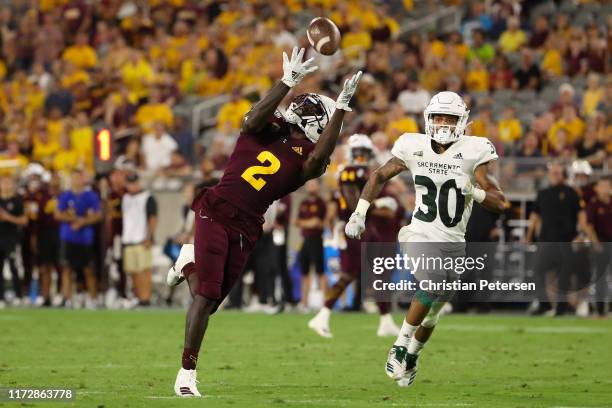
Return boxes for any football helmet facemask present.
[284,93,336,143]
[424,91,469,145]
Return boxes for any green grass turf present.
[1,309,611,408]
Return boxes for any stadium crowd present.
[0,0,610,313]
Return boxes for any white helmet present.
[284,93,336,143]
[571,160,593,176]
[347,133,374,163]
[424,91,469,145]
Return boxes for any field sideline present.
[1,309,611,407]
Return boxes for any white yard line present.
[441,324,610,334]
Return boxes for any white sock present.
[407,337,425,355]
[395,319,418,347]
[318,307,331,322]
[379,313,394,325]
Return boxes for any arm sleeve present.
[473,138,499,171]
[146,196,158,218]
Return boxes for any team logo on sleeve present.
[413,150,423,157]
[292,146,303,155]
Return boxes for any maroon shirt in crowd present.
[587,196,612,241]
[297,195,326,237]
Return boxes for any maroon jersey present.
[195,114,315,243]
[107,189,123,237]
[365,185,404,243]
[337,164,369,221]
[25,188,59,232]
[587,197,612,241]
[297,195,326,237]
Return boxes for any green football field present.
[1,309,611,408]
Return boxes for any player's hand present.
[281,47,318,88]
[455,174,474,197]
[335,71,362,111]
[345,212,366,239]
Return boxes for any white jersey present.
[391,133,498,242]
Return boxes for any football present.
[307,17,341,56]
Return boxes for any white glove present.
[455,174,474,197]
[374,197,398,212]
[345,212,366,239]
[281,47,318,88]
[335,70,362,111]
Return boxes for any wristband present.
[473,188,486,203]
[355,199,370,216]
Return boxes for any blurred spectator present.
[55,168,102,308]
[62,31,97,70]
[489,55,513,91]
[105,169,127,302]
[548,106,585,149]
[528,15,550,49]
[541,34,564,77]
[135,87,173,132]
[565,28,588,77]
[216,89,251,134]
[397,75,430,115]
[587,177,612,316]
[121,50,155,103]
[296,179,327,311]
[384,103,418,143]
[32,122,59,169]
[582,73,604,119]
[498,16,526,54]
[0,175,26,307]
[53,133,81,174]
[121,173,157,307]
[497,106,522,146]
[468,28,495,65]
[465,57,489,93]
[29,172,60,307]
[576,122,606,169]
[516,132,542,158]
[513,48,541,91]
[142,122,178,173]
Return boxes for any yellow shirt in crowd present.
[385,117,419,142]
[217,99,252,132]
[135,103,174,131]
[498,30,526,54]
[541,49,563,76]
[498,118,522,143]
[465,69,490,92]
[62,45,98,70]
[121,59,155,101]
[583,88,603,118]
[548,117,586,146]
[53,148,81,173]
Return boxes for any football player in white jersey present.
[345,91,506,387]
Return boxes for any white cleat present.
[396,365,418,388]
[385,345,407,380]
[377,314,400,337]
[308,308,333,338]
[174,368,202,397]
[167,244,194,287]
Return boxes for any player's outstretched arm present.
[302,71,362,180]
[344,157,407,239]
[472,162,506,213]
[242,47,317,133]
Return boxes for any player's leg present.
[396,300,445,387]
[175,216,232,397]
[385,290,435,379]
[299,242,311,310]
[309,240,357,337]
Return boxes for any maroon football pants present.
[193,212,253,305]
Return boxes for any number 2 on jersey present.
[241,151,281,191]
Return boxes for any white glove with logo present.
[281,47,318,88]
[455,174,474,197]
[335,71,362,111]
[345,212,366,239]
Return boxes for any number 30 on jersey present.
[241,151,281,191]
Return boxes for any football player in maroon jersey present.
[166,47,362,397]
[309,134,403,338]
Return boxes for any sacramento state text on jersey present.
[373,279,536,292]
